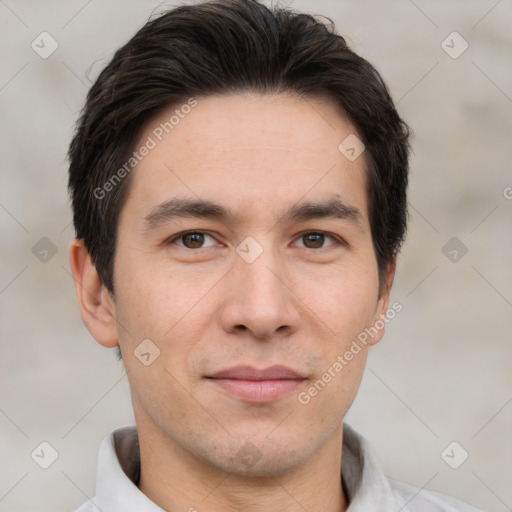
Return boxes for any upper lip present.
[208,365,306,380]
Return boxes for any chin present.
[192,432,323,478]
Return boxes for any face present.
[110,92,392,476]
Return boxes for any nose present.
[219,244,302,341]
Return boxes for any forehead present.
[122,92,369,225]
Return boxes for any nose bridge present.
[221,236,300,339]
[236,237,286,303]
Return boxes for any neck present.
[136,419,348,512]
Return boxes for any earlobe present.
[368,258,396,346]
[69,239,119,348]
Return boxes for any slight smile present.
[205,365,308,403]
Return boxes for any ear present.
[367,258,396,346]
[69,239,119,348]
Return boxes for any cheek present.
[310,266,380,339]
[114,275,203,416]
[114,255,194,337]
[113,266,213,385]
[297,345,368,433]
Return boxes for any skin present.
[70,92,395,512]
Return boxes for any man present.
[67,1,482,510]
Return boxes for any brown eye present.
[303,233,325,248]
[182,232,205,248]
[171,231,217,249]
[295,232,337,249]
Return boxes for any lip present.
[209,365,305,380]
[206,365,307,403]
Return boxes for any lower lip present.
[208,378,305,402]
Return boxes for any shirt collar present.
[95,426,166,512]
[90,423,398,511]
[341,424,398,509]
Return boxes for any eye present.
[294,232,338,249]
[169,231,218,249]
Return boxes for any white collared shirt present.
[74,424,483,511]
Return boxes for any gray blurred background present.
[1,1,511,510]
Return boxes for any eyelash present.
[167,230,343,250]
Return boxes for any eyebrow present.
[143,196,363,231]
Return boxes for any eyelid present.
[168,230,219,248]
[292,231,343,249]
